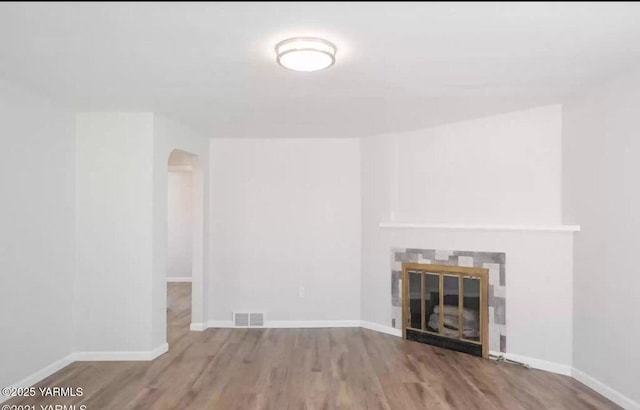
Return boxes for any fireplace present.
[402,263,489,358]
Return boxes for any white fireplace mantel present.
[378,222,581,233]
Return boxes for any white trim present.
[265,320,360,328]
[72,343,168,362]
[572,368,640,410]
[190,322,205,331]
[489,351,572,375]
[206,320,235,328]
[167,277,192,283]
[202,320,360,329]
[1,353,75,404]
[360,320,402,337]
[379,222,581,233]
[2,344,167,402]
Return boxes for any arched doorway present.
[164,148,205,347]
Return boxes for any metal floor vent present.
[233,312,264,327]
[249,313,264,327]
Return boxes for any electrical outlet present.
[299,286,305,298]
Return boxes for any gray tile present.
[488,284,495,306]
[494,297,506,325]
[391,271,401,306]
[453,250,475,257]
[422,249,435,260]
[471,252,490,264]
[394,252,419,262]
[405,248,424,255]
[488,253,506,264]
[466,251,506,265]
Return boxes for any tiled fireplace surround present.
[391,248,507,353]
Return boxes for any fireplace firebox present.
[402,263,489,358]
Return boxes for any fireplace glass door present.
[462,276,481,342]
[402,263,488,358]
[424,273,440,334]
[407,271,422,329]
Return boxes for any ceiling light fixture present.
[275,37,337,72]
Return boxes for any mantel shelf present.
[378,222,581,233]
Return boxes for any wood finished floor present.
[7,283,618,409]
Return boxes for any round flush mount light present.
[275,37,337,72]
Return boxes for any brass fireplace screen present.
[402,263,489,358]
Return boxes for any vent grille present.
[233,312,250,327]
[249,313,264,327]
[233,312,265,327]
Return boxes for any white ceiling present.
[1,2,640,138]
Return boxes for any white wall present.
[74,113,155,352]
[0,78,75,388]
[209,139,361,324]
[563,72,640,407]
[361,105,574,369]
[167,170,193,279]
[74,113,209,353]
[387,105,562,225]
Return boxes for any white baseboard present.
[360,320,402,337]
[265,320,360,328]
[572,368,639,410]
[72,343,168,362]
[1,353,75,404]
[167,277,192,283]
[206,320,235,328]
[2,344,169,403]
[190,322,205,331]
[200,319,399,335]
[200,320,361,329]
[489,351,572,376]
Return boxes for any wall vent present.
[249,313,264,327]
[233,312,265,327]
[233,312,250,327]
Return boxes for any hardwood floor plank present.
[5,283,620,409]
